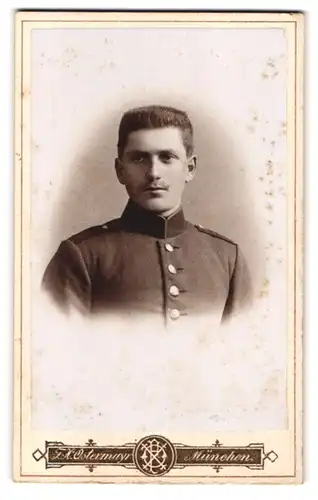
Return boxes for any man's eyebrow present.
[125,148,180,156]
[125,149,150,155]
[159,149,179,155]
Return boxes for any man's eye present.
[131,155,146,163]
[159,153,175,163]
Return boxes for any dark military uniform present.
[42,200,252,324]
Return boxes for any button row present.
[165,242,180,320]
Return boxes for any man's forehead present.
[124,127,185,152]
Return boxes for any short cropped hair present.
[117,105,194,157]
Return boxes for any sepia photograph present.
[14,11,303,483]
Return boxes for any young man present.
[42,105,252,324]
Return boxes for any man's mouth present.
[144,186,168,192]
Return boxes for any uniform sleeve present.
[42,239,92,314]
[222,245,253,321]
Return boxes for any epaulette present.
[69,218,120,245]
[100,218,121,231]
[195,224,237,246]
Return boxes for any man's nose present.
[146,155,161,180]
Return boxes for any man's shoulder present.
[67,219,121,246]
[193,223,238,248]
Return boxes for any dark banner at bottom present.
[33,435,278,476]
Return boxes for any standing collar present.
[120,199,187,239]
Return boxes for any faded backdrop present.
[30,28,288,432]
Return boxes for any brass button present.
[169,285,179,297]
[164,243,174,252]
[168,264,177,275]
[170,309,180,320]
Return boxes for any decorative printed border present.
[33,435,278,476]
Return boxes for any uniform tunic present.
[42,200,252,324]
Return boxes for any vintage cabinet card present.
[14,11,303,483]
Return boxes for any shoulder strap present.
[195,224,237,246]
[69,218,121,245]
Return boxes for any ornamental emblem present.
[133,435,176,476]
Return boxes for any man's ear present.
[115,158,126,185]
[185,155,197,183]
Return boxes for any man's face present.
[115,127,197,216]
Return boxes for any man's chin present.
[135,197,173,215]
